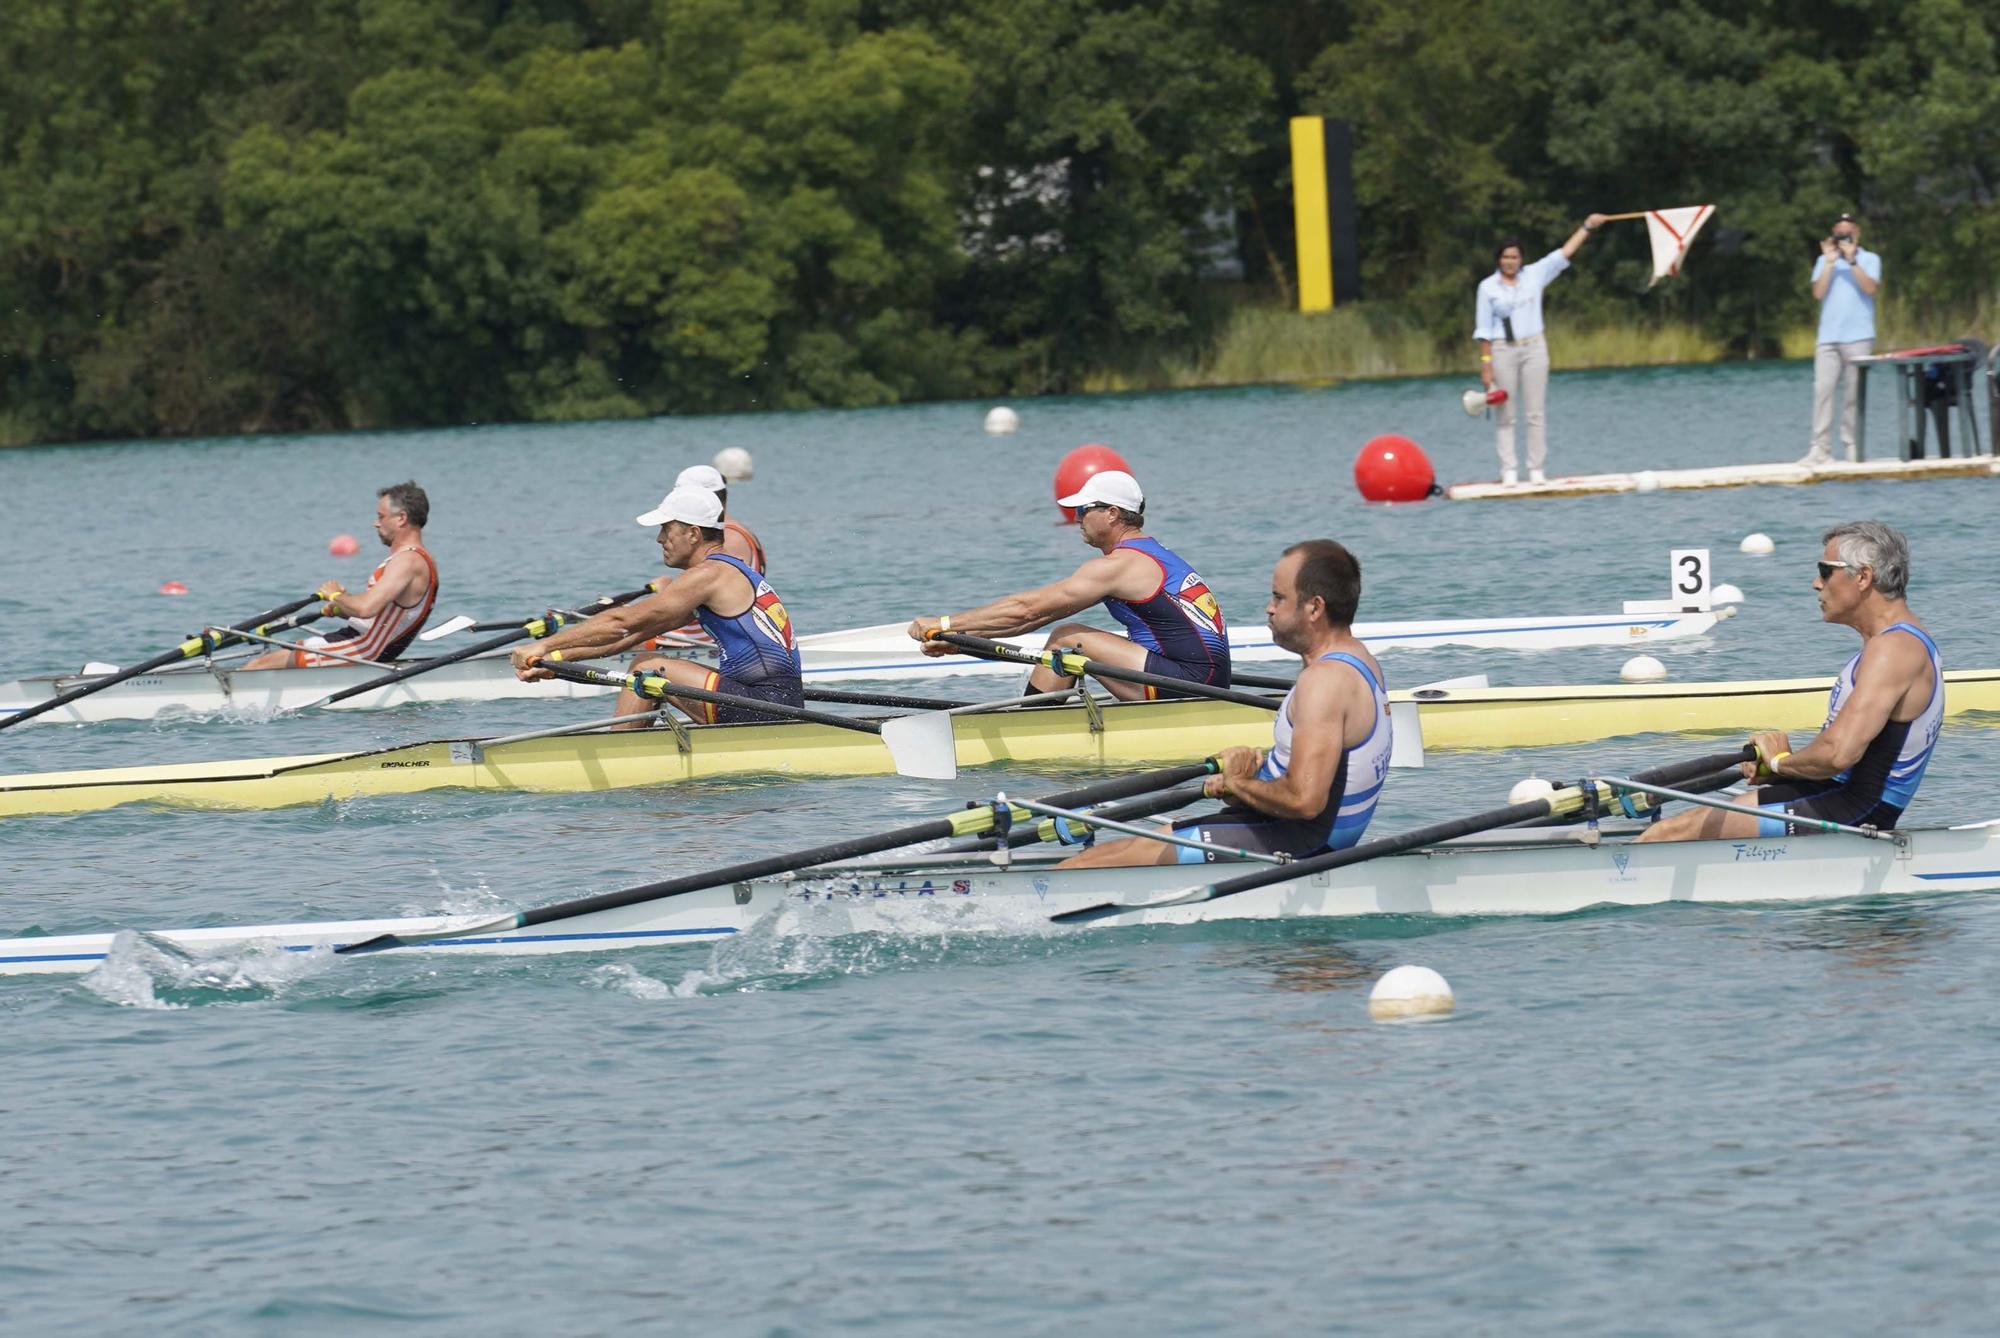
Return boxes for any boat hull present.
[7,823,1996,975]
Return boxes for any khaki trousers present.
[1809,339,1872,461]
[1491,335,1550,473]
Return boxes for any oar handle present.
[532,659,875,735]
[0,593,320,731]
[932,632,1282,711]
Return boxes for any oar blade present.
[335,913,521,956]
[879,712,957,781]
[420,614,478,642]
[1050,885,1208,924]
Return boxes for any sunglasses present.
[1075,502,1115,516]
[1816,559,1855,580]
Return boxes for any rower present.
[244,481,437,669]
[678,464,766,573]
[1056,540,1392,867]
[906,469,1229,699]
[1639,520,1942,842]
[512,486,802,724]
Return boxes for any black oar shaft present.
[536,660,880,735]
[932,632,1282,710]
[0,594,318,731]
[803,687,971,710]
[1201,748,1751,904]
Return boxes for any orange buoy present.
[157,580,189,596]
[1053,444,1133,521]
[1354,435,1438,503]
[329,534,361,557]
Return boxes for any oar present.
[0,594,320,732]
[1050,746,1757,925]
[307,586,654,707]
[529,660,958,779]
[419,583,663,643]
[335,762,1220,956]
[931,631,1285,709]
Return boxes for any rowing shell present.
[4,668,1997,820]
[0,606,1729,726]
[7,820,1997,975]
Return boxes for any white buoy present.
[1508,776,1556,806]
[1712,582,1745,605]
[1369,965,1455,1020]
[1633,470,1660,493]
[984,406,1020,436]
[713,447,754,481]
[1739,532,1774,556]
[1621,654,1668,682]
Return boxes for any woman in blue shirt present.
[1474,213,1606,485]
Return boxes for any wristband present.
[1480,354,1492,362]
[1767,751,1789,775]
[938,615,952,633]
[547,650,564,663]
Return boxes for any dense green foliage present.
[3,0,1997,442]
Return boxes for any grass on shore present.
[1090,293,1998,394]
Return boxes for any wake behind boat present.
[0,603,1729,726]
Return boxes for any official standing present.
[1802,213,1881,465]
[1474,213,1607,486]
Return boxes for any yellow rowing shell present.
[3,669,1996,818]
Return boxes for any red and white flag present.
[1643,206,1714,287]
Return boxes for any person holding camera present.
[1802,213,1881,465]
[1474,215,1607,486]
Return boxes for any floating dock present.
[1446,454,2000,501]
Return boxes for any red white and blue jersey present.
[1103,538,1231,684]
[695,554,802,691]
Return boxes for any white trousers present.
[1491,335,1550,473]
[1809,339,1873,460]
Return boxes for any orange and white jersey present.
[293,545,438,667]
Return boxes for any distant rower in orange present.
[245,481,437,668]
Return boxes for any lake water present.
[4,361,1998,1332]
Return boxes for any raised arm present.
[1559,213,1609,260]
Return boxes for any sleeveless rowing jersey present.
[333,544,438,661]
[695,553,802,691]
[1254,651,1393,850]
[1103,538,1231,682]
[723,519,767,574]
[1820,622,1944,811]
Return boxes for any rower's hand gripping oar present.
[1051,746,1758,925]
[926,631,1286,710]
[308,588,650,708]
[334,761,1220,956]
[0,594,321,732]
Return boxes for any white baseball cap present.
[1056,469,1144,513]
[675,464,726,492]
[637,486,724,528]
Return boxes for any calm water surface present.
[4,363,1999,1332]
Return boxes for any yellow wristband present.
[1768,751,1790,774]
[1480,354,1493,362]
[547,650,564,663]
[938,615,952,633]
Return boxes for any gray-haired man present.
[1640,520,1942,842]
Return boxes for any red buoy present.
[157,580,189,596]
[1354,435,1437,503]
[1053,443,1133,521]
[329,533,361,557]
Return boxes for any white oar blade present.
[879,712,958,781]
[420,614,478,642]
[337,913,519,956]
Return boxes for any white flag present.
[1644,206,1714,286]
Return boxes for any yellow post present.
[1290,116,1333,313]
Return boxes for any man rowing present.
[244,481,437,669]
[905,469,1229,699]
[511,486,802,724]
[1057,540,1392,867]
[1639,520,1941,842]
